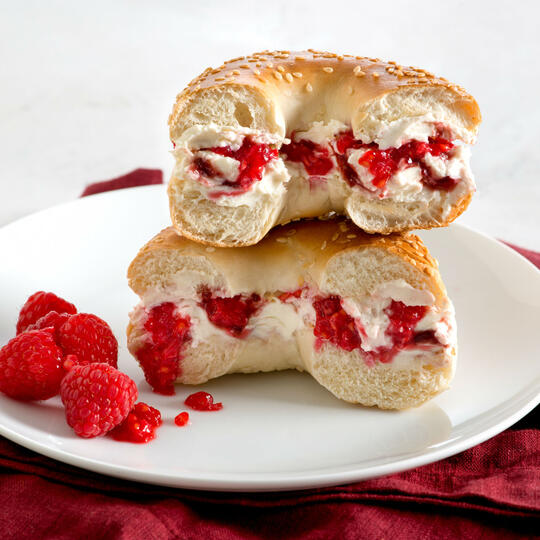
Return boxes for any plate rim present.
[0,185,538,492]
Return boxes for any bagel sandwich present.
[127,218,456,409]
[168,49,481,247]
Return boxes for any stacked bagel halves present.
[127,50,480,409]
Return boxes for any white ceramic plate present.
[0,185,539,492]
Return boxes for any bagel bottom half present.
[127,220,457,409]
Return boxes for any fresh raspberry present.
[0,329,64,400]
[110,402,162,443]
[16,291,77,335]
[60,363,137,438]
[174,411,190,427]
[26,311,71,341]
[58,313,118,368]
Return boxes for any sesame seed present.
[256,62,262,67]
[295,56,306,61]
[353,66,364,76]
[232,70,240,75]
[347,85,354,95]
[331,232,339,241]
[389,61,396,65]
[205,246,215,252]
[273,71,283,81]
[372,72,380,79]
[240,64,250,69]
[267,62,274,68]
[226,72,234,77]
[285,73,293,83]
[276,237,287,243]
[339,222,348,231]
[337,55,344,60]
[395,70,404,77]
[253,69,261,75]
[321,241,327,250]
[256,75,265,82]
[292,72,303,78]
[347,234,357,239]
[305,82,313,92]
[323,67,333,73]
[248,59,258,63]
[215,77,225,81]
[277,65,285,72]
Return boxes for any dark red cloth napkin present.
[0,170,538,539]
[80,168,163,197]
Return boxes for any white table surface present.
[1,0,539,249]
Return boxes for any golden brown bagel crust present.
[128,218,446,306]
[169,49,481,140]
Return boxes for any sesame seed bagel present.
[127,218,456,409]
[168,49,481,247]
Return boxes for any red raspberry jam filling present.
[192,136,278,196]
[200,288,262,338]
[185,391,223,411]
[110,402,162,444]
[334,130,458,193]
[135,303,192,395]
[280,137,334,176]
[311,293,434,364]
[313,296,361,352]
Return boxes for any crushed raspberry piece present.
[200,289,262,337]
[313,296,361,352]
[184,391,223,411]
[200,288,261,337]
[135,303,192,395]
[174,411,190,426]
[60,363,137,438]
[26,311,71,341]
[16,291,77,335]
[193,136,278,195]
[57,313,118,368]
[281,137,334,176]
[384,301,428,350]
[0,329,64,400]
[110,402,162,443]
[361,301,430,364]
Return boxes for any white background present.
[1,0,539,248]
